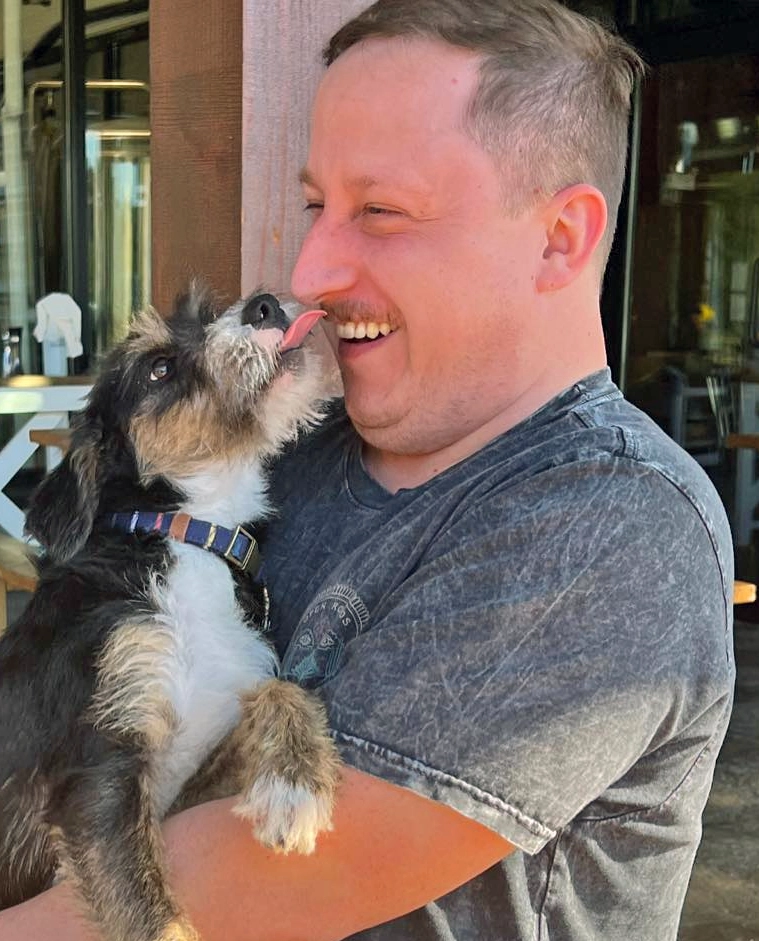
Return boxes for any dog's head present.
[26,288,326,561]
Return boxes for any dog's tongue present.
[279,309,326,352]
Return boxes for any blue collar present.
[106,510,261,575]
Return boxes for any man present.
[1,1,734,939]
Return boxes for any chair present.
[0,426,70,632]
[0,536,37,633]
[664,366,722,466]
[28,427,73,452]
[705,370,738,450]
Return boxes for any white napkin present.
[34,292,84,359]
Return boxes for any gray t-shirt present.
[261,369,735,941]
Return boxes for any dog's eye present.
[149,358,174,382]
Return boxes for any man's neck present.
[361,361,607,494]
[362,406,524,493]
[361,443,469,494]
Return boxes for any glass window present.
[626,53,759,510]
[0,0,148,536]
[1,0,149,377]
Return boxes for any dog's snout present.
[241,293,289,330]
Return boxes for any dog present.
[0,289,340,941]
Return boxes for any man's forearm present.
[0,879,99,941]
[166,771,511,941]
[0,769,512,941]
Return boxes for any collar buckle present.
[223,524,258,572]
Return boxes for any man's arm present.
[0,767,513,941]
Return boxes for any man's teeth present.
[336,321,393,340]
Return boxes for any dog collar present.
[106,510,261,575]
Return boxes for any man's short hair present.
[325,0,645,267]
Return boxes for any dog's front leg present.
[177,679,340,855]
[49,746,198,941]
[232,680,341,854]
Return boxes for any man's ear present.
[535,184,608,293]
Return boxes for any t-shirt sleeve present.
[317,460,734,853]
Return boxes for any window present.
[0,0,149,376]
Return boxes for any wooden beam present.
[240,0,367,298]
[150,0,243,312]
[150,0,366,329]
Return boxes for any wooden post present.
[240,0,367,298]
[150,0,243,312]
[151,0,366,322]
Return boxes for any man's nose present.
[290,217,357,305]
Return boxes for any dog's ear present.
[25,419,103,563]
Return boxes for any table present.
[0,375,92,539]
[733,579,757,604]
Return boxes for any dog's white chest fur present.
[143,542,276,815]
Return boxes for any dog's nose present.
[241,293,289,330]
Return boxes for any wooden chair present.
[28,427,73,453]
[0,428,69,633]
[0,536,37,633]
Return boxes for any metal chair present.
[665,366,722,465]
[705,370,738,449]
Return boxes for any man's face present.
[291,38,547,457]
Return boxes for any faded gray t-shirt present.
[261,369,735,941]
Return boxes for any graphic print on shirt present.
[281,583,369,687]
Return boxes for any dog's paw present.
[232,773,334,855]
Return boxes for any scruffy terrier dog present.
[0,290,339,941]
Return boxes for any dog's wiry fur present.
[0,289,340,941]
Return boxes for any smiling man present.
[0,2,735,941]
[294,41,570,491]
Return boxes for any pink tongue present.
[279,309,326,352]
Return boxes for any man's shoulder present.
[445,371,733,578]
[561,371,731,541]
[271,375,730,559]
[505,370,723,503]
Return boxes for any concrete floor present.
[678,618,759,941]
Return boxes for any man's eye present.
[149,357,174,382]
[361,205,408,223]
[303,202,323,213]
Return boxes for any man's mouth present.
[335,321,394,341]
